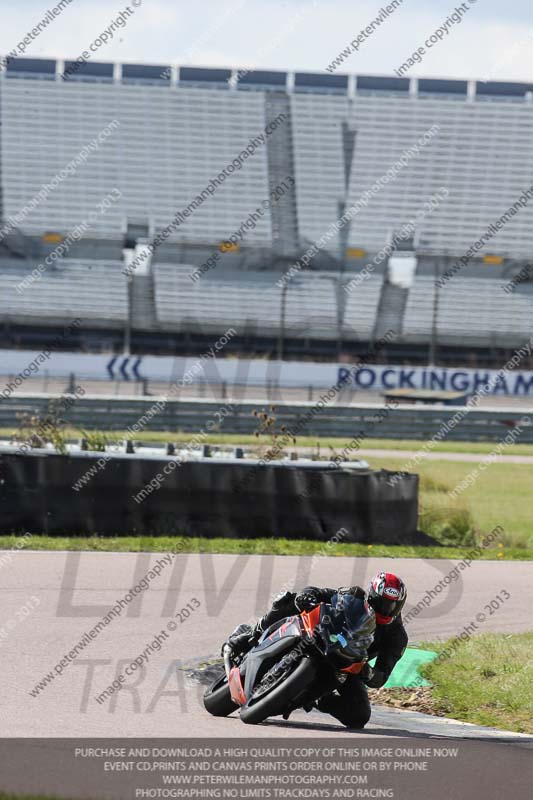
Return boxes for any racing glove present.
[365,668,387,689]
[337,585,366,601]
[223,623,259,656]
[294,588,322,612]
[228,631,259,654]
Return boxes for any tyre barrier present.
[0,445,425,543]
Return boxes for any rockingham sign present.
[336,363,533,396]
[1,350,533,397]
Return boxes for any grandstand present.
[0,259,127,327]
[404,276,533,349]
[153,263,381,342]
[1,58,532,363]
[154,264,284,338]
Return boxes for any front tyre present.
[203,672,239,717]
[240,657,316,725]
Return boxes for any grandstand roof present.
[3,57,533,99]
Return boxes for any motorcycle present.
[203,595,375,725]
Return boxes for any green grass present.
[0,534,529,560]
[367,456,533,550]
[3,427,533,456]
[421,633,533,734]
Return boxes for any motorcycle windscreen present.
[323,596,375,662]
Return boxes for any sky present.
[0,0,532,82]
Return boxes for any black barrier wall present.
[0,450,422,543]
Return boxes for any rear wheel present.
[203,672,239,717]
[240,657,316,725]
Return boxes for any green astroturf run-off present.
[370,647,438,688]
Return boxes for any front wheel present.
[203,672,239,717]
[240,657,316,725]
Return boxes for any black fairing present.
[242,634,301,699]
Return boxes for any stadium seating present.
[2,60,533,353]
[343,273,384,339]
[403,276,533,347]
[291,91,533,259]
[155,264,281,336]
[1,256,530,347]
[291,93,347,251]
[1,79,272,245]
[154,263,382,341]
[0,260,128,326]
[3,60,533,259]
[284,273,339,338]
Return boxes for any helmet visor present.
[372,597,398,618]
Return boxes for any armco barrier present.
[0,447,422,542]
[0,393,532,442]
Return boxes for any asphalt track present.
[1,551,532,741]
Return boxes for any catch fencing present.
[0,394,532,442]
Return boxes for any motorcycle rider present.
[225,571,408,729]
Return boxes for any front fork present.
[222,644,233,678]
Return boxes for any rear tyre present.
[203,672,239,717]
[240,657,316,725]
